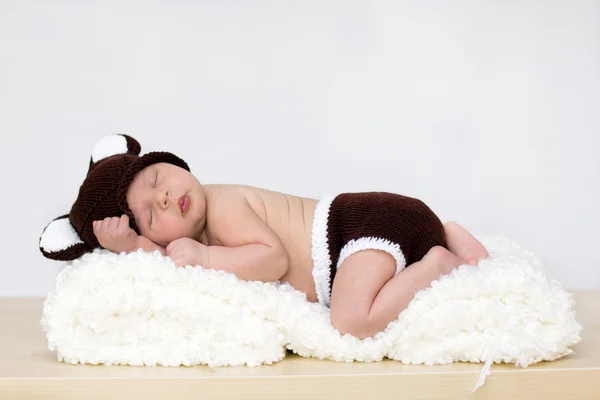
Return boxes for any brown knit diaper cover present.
[311,192,445,307]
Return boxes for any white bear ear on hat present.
[39,215,90,261]
[88,134,141,171]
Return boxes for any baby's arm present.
[206,194,288,282]
[135,235,167,255]
[167,194,288,282]
[93,215,166,256]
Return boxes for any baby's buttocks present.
[311,192,445,306]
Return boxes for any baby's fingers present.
[100,217,112,231]
[166,245,182,261]
[117,214,131,231]
[166,241,176,255]
[92,220,101,235]
[107,216,121,230]
[171,253,187,267]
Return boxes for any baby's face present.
[126,163,206,247]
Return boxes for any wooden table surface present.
[1,291,598,399]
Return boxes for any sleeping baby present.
[40,134,488,339]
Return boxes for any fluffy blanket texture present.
[42,235,582,371]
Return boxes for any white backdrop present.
[1,1,598,296]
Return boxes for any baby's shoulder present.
[204,184,267,215]
[205,184,262,203]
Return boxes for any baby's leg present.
[330,246,463,339]
[444,222,489,265]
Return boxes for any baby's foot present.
[443,222,489,266]
[422,246,464,276]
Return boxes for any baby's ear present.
[88,134,141,173]
[39,215,91,261]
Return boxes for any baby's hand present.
[166,238,208,267]
[93,215,139,254]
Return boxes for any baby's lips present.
[178,194,190,213]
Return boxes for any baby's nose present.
[156,190,175,208]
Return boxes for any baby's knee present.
[331,312,376,339]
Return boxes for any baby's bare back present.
[204,184,319,301]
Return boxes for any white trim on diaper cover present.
[311,195,408,307]
[311,195,335,307]
[336,237,407,277]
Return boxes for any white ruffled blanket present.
[41,235,582,372]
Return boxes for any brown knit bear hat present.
[39,134,189,261]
